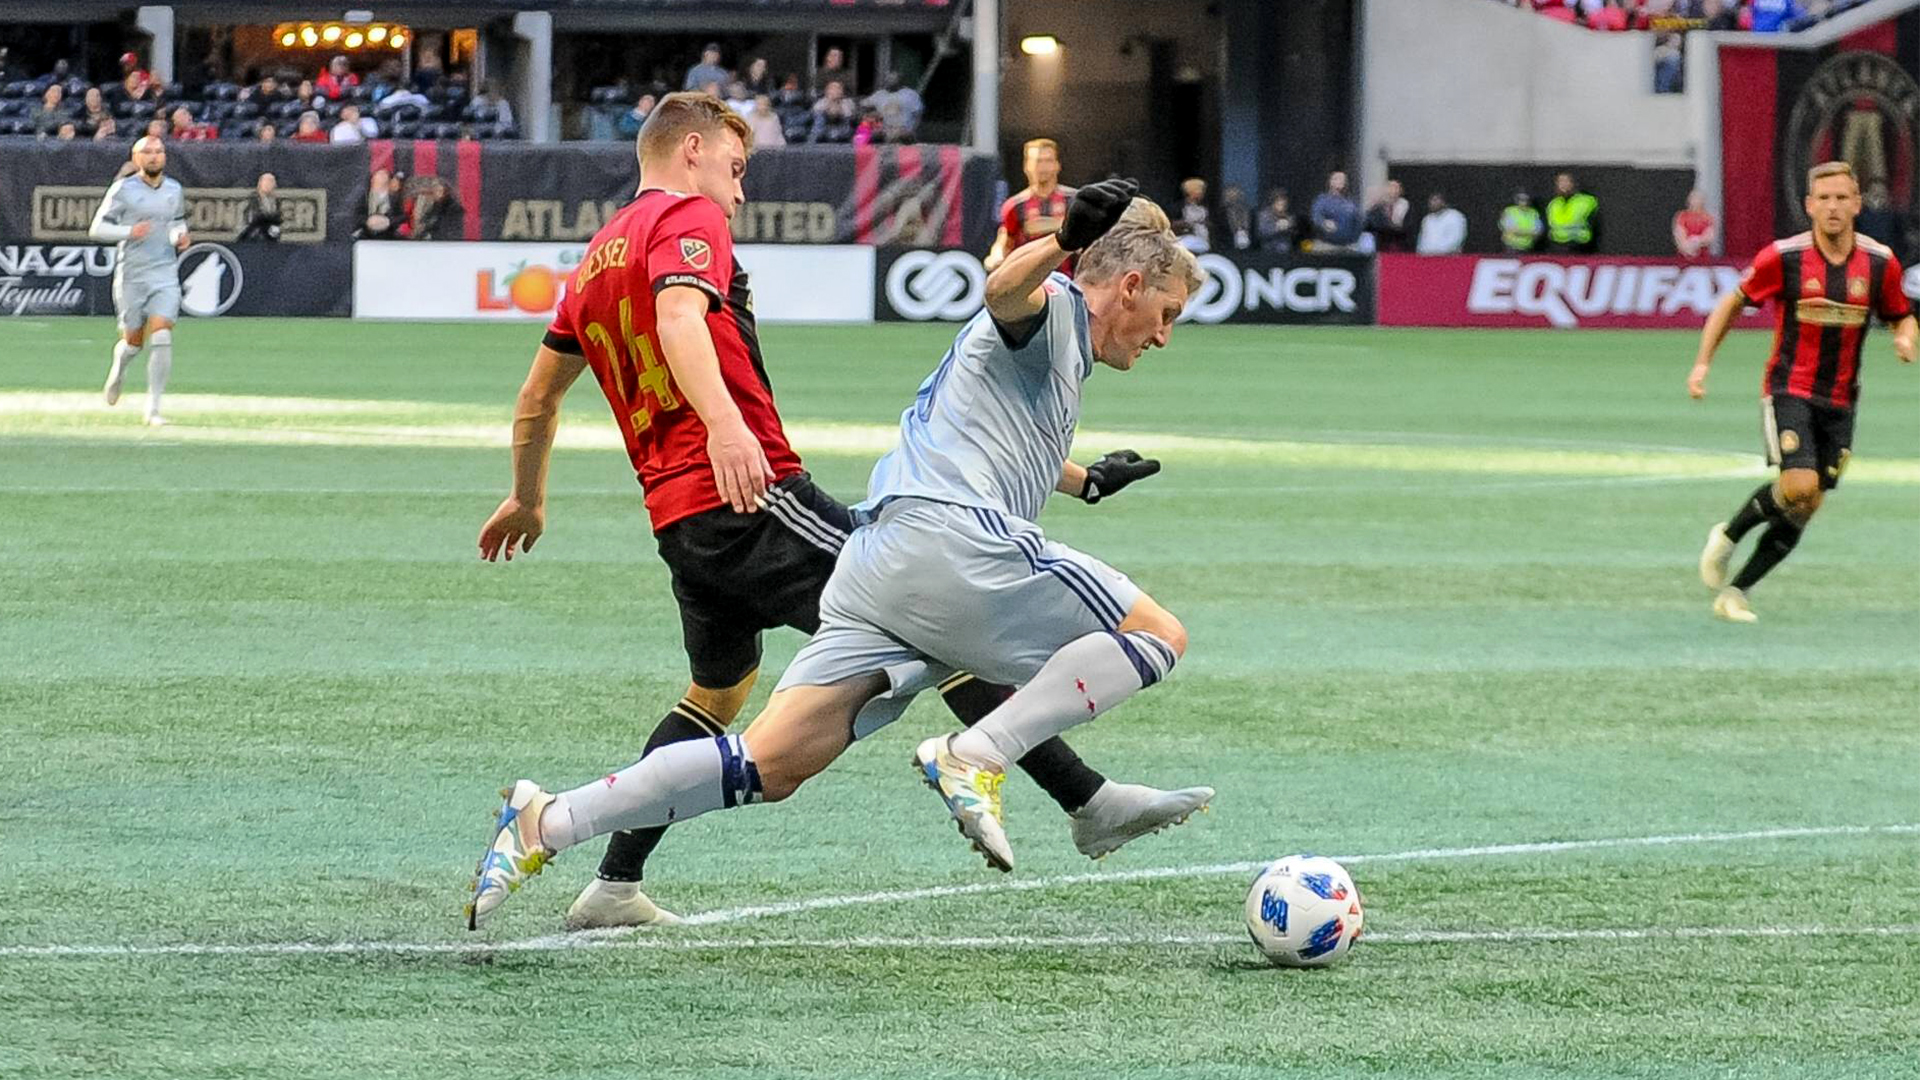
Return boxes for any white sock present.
[144,329,172,418]
[539,735,762,854]
[949,630,1178,772]
[112,339,140,372]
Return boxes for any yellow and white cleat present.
[564,878,683,931]
[466,779,557,931]
[1070,782,1215,860]
[1698,523,1736,589]
[913,735,1013,873]
[1712,586,1758,624]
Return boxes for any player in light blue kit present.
[90,136,189,426]
[467,180,1202,922]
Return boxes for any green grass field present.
[3,318,1917,1079]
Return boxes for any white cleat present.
[1712,586,1758,624]
[143,414,168,428]
[104,358,128,406]
[913,735,1014,873]
[564,878,683,931]
[466,779,557,931]
[1070,781,1215,860]
[1699,523,1736,589]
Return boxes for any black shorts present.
[653,472,852,688]
[1762,394,1854,490]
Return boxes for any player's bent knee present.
[149,328,172,347]
[1119,595,1187,658]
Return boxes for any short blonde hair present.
[1807,160,1856,189]
[1023,138,1059,159]
[640,90,754,161]
[1076,198,1200,296]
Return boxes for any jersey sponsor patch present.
[680,237,712,271]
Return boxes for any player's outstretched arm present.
[656,284,773,514]
[983,226,1013,271]
[1689,287,1747,399]
[480,344,587,562]
[985,233,1066,325]
[88,181,138,243]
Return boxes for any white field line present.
[6,925,1920,961]
[3,823,1913,961]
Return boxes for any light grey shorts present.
[775,498,1141,739]
[115,275,180,331]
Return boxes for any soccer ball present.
[1244,855,1364,968]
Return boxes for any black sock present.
[939,675,1107,813]
[1725,483,1783,542]
[1730,519,1804,591]
[595,699,726,882]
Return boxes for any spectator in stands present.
[1545,172,1600,253]
[0,47,10,86]
[1588,0,1631,29]
[237,173,283,242]
[411,49,444,94]
[809,80,857,143]
[1857,181,1899,249]
[476,83,514,130]
[255,122,275,143]
[91,115,118,141]
[118,52,151,97]
[331,103,376,143]
[35,59,73,94]
[866,72,924,142]
[169,105,217,141]
[1257,189,1297,252]
[1500,190,1544,252]
[1364,180,1412,253]
[81,86,113,133]
[1653,33,1685,93]
[294,79,319,113]
[1221,185,1253,250]
[684,43,729,93]
[814,47,851,96]
[852,109,882,147]
[1750,0,1799,31]
[1703,0,1742,30]
[408,177,461,240]
[315,56,358,101]
[1177,178,1213,252]
[32,85,69,137]
[375,82,430,117]
[240,75,283,103]
[745,94,785,147]
[143,117,168,140]
[1416,192,1468,254]
[1672,189,1717,258]
[1312,171,1363,250]
[291,110,327,143]
[743,57,775,98]
[725,81,754,118]
[357,169,401,239]
[55,121,78,141]
[616,92,656,139]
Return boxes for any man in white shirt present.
[1416,192,1467,255]
[330,103,378,143]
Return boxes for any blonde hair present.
[1076,198,1200,295]
[1807,160,1857,189]
[640,90,754,161]
[1023,138,1059,159]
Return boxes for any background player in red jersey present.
[471,94,1209,930]
[1688,161,1916,623]
[985,138,1077,272]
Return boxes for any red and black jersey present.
[1000,184,1077,275]
[1738,231,1911,410]
[545,189,803,532]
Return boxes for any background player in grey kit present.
[90,136,189,426]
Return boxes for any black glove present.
[1081,449,1160,504]
[1056,178,1139,252]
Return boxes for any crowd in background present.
[0,46,518,142]
[1500,0,1868,32]
[586,42,923,146]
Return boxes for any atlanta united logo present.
[680,237,712,271]
[1782,51,1920,229]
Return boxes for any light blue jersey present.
[861,273,1093,524]
[90,174,186,291]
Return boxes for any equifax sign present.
[1376,254,1770,330]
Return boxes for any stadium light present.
[345,31,364,48]
[1020,35,1059,56]
[300,26,319,46]
[368,26,387,43]
[390,32,407,49]
[322,24,343,43]
[279,30,297,47]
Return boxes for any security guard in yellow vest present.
[1545,172,1599,254]
[1500,191,1543,252]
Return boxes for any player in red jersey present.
[985,138,1077,273]
[468,94,1209,930]
[1688,161,1916,623]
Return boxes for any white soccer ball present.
[1244,854,1364,968]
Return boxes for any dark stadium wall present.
[1222,0,1358,217]
[1385,163,1697,257]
